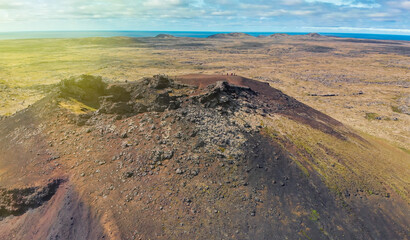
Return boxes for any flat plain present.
[0,33,409,239]
[1,34,408,149]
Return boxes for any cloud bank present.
[0,0,408,34]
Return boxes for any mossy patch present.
[294,157,310,177]
[59,97,97,114]
[300,230,313,240]
[309,209,320,221]
[218,146,226,153]
[259,115,409,204]
[365,112,379,120]
[398,147,410,154]
[391,105,402,113]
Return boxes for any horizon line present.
[0,30,410,36]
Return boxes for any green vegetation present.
[260,115,409,204]
[309,209,320,221]
[398,147,410,154]
[391,105,402,113]
[365,112,379,120]
[300,230,313,240]
[59,97,97,114]
[294,157,310,177]
[262,126,280,138]
[0,37,149,88]
[0,37,174,116]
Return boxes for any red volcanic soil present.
[0,182,104,239]
[0,74,408,239]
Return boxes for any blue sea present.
[0,31,409,41]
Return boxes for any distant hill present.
[306,32,322,38]
[258,33,326,40]
[261,33,290,39]
[207,32,254,39]
[155,34,176,39]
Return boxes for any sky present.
[0,0,409,34]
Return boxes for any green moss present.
[391,184,407,200]
[59,97,97,114]
[293,138,314,157]
[296,160,310,177]
[365,112,379,120]
[391,105,402,113]
[259,115,409,207]
[398,147,410,154]
[309,209,320,221]
[300,230,313,240]
[289,155,310,177]
[218,146,226,153]
[262,126,280,138]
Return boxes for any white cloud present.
[143,0,184,8]
[0,1,24,9]
[305,0,346,5]
[239,3,270,9]
[367,12,391,17]
[259,9,314,17]
[388,0,410,10]
[281,0,304,6]
[306,0,380,8]
[259,9,288,17]
[0,0,407,33]
[291,10,314,15]
[305,26,410,33]
[211,11,234,16]
[402,1,410,9]
[349,3,380,8]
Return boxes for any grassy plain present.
[0,35,409,150]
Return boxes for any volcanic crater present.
[0,74,408,239]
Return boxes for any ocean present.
[0,31,409,41]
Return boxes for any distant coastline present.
[0,31,409,41]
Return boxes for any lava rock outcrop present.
[0,179,64,219]
[0,74,408,240]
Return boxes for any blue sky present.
[0,0,409,34]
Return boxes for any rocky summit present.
[0,74,408,239]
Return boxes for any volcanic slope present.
[0,74,408,239]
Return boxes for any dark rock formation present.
[155,34,176,39]
[59,75,106,107]
[266,33,290,39]
[193,81,255,108]
[307,33,322,38]
[207,32,254,39]
[0,179,64,219]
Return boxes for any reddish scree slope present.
[0,74,407,239]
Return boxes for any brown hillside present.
[0,74,408,239]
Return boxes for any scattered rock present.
[0,179,64,219]
[190,169,199,176]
